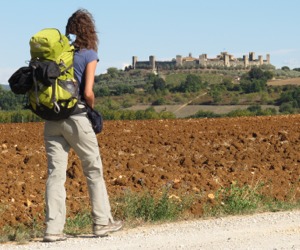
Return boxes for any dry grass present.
[267,77,300,86]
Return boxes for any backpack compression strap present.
[50,80,60,113]
[31,64,40,106]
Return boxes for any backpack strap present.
[31,64,40,106]
[50,80,60,113]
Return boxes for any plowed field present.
[1,115,300,228]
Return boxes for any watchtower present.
[249,52,255,61]
[149,56,156,70]
[224,54,230,67]
[266,54,270,64]
[132,56,138,69]
[243,55,249,68]
[199,54,207,67]
[176,55,183,66]
[258,55,263,65]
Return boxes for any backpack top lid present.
[30,28,71,62]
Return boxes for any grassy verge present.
[203,182,300,217]
[113,188,193,222]
[1,183,300,243]
[0,219,43,243]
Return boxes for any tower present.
[132,56,138,69]
[199,54,207,67]
[224,54,230,67]
[249,52,255,61]
[258,55,263,65]
[243,55,249,68]
[266,54,270,64]
[149,55,156,70]
[176,55,183,66]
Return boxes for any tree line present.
[2,66,300,123]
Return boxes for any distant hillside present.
[0,84,10,90]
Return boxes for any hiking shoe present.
[43,233,67,242]
[93,221,123,237]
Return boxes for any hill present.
[0,84,10,90]
[93,67,300,118]
[2,67,300,120]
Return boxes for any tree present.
[211,89,222,103]
[241,67,273,81]
[279,102,295,114]
[277,87,300,108]
[247,105,262,113]
[281,66,290,71]
[239,67,272,94]
[240,79,267,93]
[178,74,203,92]
[263,70,274,80]
[94,85,110,97]
[209,84,226,103]
[0,88,24,110]
[152,78,166,91]
[222,77,235,91]
[146,74,166,92]
[247,67,265,80]
[107,67,120,78]
[114,84,134,95]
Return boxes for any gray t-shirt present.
[73,49,99,97]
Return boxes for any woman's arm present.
[83,60,98,108]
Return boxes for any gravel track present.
[2,210,300,250]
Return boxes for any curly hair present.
[65,9,99,52]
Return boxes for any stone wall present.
[132,52,270,70]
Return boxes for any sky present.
[1,0,300,84]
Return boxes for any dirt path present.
[2,210,300,249]
[173,92,207,115]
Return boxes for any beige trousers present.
[44,113,113,234]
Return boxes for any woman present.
[43,9,122,242]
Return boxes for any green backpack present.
[28,28,79,120]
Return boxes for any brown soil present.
[1,115,300,228]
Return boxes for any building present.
[131,52,270,71]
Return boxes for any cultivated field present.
[0,115,300,228]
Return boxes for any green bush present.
[114,84,135,95]
[190,110,220,118]
[152,97,166,105]
[205,182,264,216]
[204,182,300,217]
[94,85,111,97]
[257,108,277,116]
[277,87,300,108]
[0,110,42,123]
[279,102,296,114]
[227,109,253,117]
[116,188,191,222]
[96,106,175,121]
[247,105,262,113]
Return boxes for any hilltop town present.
[130,52,270,71]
